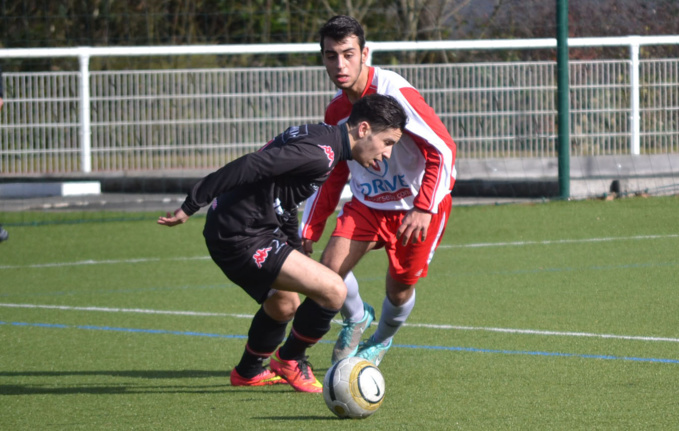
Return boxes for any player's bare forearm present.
[396,207,432,246]
[157,208,189,227]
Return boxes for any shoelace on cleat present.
[296,357,314,380]
[337,320,357,348]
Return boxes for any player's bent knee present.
[319,271,346,310]
[385,279,416,306]
[264,290,300,321]
[274,250,345,309]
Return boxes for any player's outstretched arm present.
[157,208,189,227]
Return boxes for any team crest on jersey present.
[253,247,273,268]
[281,124,309,143]
[319,145,334,167]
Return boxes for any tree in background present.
[479,0,679,60]
[1,0,678,71]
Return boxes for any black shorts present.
[206,233,295,304]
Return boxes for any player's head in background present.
[345,94,407,169]
[319,15,366,52]
[319,16,370,101]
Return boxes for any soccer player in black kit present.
[158,94,406,392]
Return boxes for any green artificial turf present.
[1,196,678,430]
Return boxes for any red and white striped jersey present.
[300,66,457,242]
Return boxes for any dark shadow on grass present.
[0,369,296,396]
[0,385,129,395]
[0,370,230,379]
[254,416,337,422]
[0,369,335,397]
[0,384,294,396]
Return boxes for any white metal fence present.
[0,36,678,175]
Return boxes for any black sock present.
[278,298,339,361]
[235,307,289,378]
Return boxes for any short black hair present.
[347,94,407,133]
[319,15,366,52]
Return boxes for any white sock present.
[340,270,364,322]
[372,290,416,345]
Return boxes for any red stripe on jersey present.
[399,87,456,211]
[409,132,445,211]
[300,161,350,241]
[258,139,275,151]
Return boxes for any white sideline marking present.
[0,303,251,319]
[0,256,210,270]
[2,302,678,344]
[1,234,676,270]
[402,322,679,343]
[438,233,679,249]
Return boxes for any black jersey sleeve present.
[180,139,332,216]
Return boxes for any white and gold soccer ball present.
[323,357,385,419]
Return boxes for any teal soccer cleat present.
[356,335,392,366]
[331,302,375,365]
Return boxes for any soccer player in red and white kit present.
[300,16,457,366]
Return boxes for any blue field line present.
[2,321,246,340]
[398,343,679,364]
[3,320,678,365]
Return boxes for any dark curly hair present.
[319,15,366,52]
[347,94,407,133]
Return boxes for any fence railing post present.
[557,0,570,199]
[78,49,92,173]
[629,36,641,156]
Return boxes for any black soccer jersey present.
[180,123,352,248]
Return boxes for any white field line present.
[402,321,679,343]
[1,234,676,270]
[0,303,252,319]
[0,256,210,270]
[438,233,679,249]
[2,302,678,344]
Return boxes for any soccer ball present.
[323,357,385,419]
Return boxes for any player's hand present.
[157,208,189,227]
[396,207,432,246]
[301,238,315,256]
